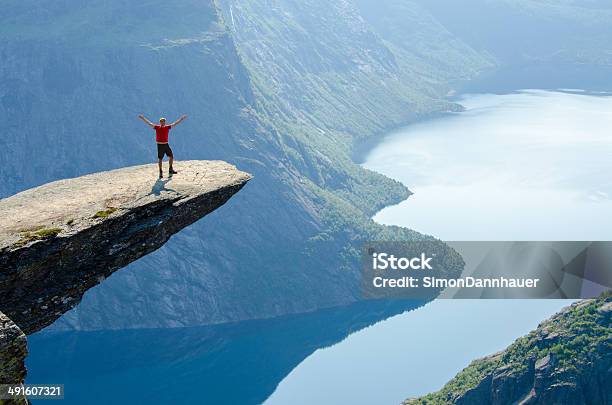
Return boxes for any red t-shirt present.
[154,125,172,143]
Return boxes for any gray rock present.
[0,311,27,385]
[0,160,251,334]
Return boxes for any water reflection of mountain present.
[27,299,424,405]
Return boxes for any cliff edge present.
[404,292,611,405]
[0,160,250,384]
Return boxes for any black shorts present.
[157,143,173,159]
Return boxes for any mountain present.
[413,0,612,65]
[412,0,612,92]
[2,0,610,330]
[1,0,485,331]
[404,292,611,404]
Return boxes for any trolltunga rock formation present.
[0,160,251,334]
[0,160,251,384]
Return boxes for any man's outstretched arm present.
[170,115,188,127]
[138,114,156,128]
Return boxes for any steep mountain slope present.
[414,0,612,65]
[219,0,490,152]
[1,0,487,330]
[4,0,610,330]
[352,0,612,95]
[404,292,611,405]
[353,0,495,82]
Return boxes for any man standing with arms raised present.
[138,114,188,178]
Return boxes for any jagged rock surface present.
[0,160,251,335]
[0,311,27,386]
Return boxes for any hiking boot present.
[159,171,164,179]
[169,168,178,175]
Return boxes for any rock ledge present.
[0,160,251,335]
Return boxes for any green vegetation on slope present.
[218,0,491,241]
[406,291,612,404]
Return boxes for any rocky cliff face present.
[0,311,27,387]
[404,292,611,405]
[0,161,251,382]
[0,160,249,386]
[0,161,251,336]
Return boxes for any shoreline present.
[355,61,612,173]
[351,108,461,165]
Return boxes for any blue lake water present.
[27,90,607,404]
[365,90,612,241]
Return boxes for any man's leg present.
[168,146,178,175]
[157,144,165,178]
